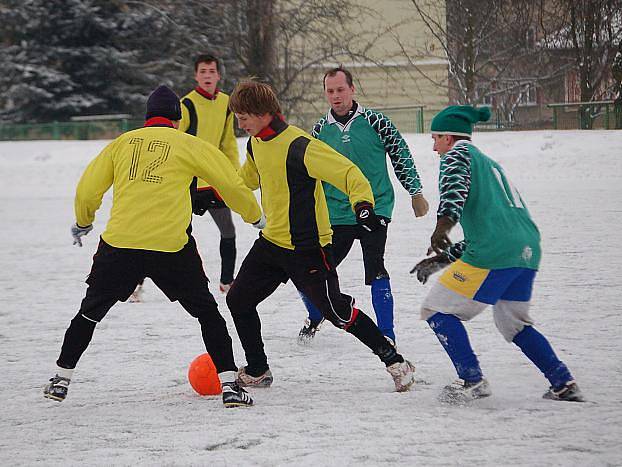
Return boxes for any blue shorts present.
[438,260,536,305]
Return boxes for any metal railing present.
[547,100,620,130]
[10,101,617,141]
[0,118,144,141]
[291,105,428,135]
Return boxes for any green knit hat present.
[430,105,491,136]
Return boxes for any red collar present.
[195,86,219,100]
[144,117,175,128]
[256,115,288,141]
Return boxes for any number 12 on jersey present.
[128,138,170,184]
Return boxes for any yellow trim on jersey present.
[179,90,239,189]
[439,260,490,299]
[75,126,261,252]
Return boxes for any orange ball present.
[188,353,222,395]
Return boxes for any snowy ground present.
[1,130,621,466]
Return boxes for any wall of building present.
[292,0,449,132]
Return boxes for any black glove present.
[354,202,384,232]
[410,254,451,284]
[430,216,456,254]
[193,187,226,215]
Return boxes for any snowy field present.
[1,130,621,466]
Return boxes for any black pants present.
[57,237,237,374]
[331,220,389,285]
[206,206,236,285]
[226,236,402,375]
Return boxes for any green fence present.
[547,100,621,130]
[0,119,144,141]
[15,101,618,141]
[291,105,428,135]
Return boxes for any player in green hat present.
[411,105,584,403]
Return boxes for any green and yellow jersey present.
[75,118,261,253]
[179,88,239,190]
[239,117,374,250]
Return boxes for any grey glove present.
[71,223,93,247]
[252,214,266,230]
[410,254,451,284]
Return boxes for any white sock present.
[55,366,74,380]
[218,371,236,385]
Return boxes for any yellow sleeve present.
[238,153,260,191]
[74,141,115,226]
[188,140,261,224]
[304,139,374,209]
[178,99,190,133]
[219,111,241,170]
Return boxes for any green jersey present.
[438,141,541,270]
[311,103,422,225]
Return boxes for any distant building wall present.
[292,0,449,133]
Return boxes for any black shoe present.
[43,375,71,401]
[543,381,585,402]
[298,318,324,343]
[222,382,253,408]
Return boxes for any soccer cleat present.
[219,282,232,294]
[128,284,143,303]
[43,375,71,401]
[221,382,253,408]
[297,318,324,343]
[386,360,416,392]
[236,367,273,388]
[439,378,492,404]
[543,380,585,402]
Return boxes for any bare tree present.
[400,0,622,126]
[213,0,385,123]
[541,0,622,127]
[612,40,622,127]
[405,0,527,106]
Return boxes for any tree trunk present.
[245,0,276,83]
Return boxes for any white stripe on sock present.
[218,371,237,384]
[55,366,74,380]
[80,314,99,324]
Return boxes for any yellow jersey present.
[239,118,374,250]
[179,89,239,190]
[75,119,261,252]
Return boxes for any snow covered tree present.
[0,0,184,122]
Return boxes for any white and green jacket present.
[438,141,541,270]
[311,103,422,225]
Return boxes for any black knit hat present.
[145,85,182,120]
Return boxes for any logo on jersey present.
[341,133,351,143]
[452,271,467,282]
[521,246,533,262]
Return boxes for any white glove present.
[252,214,266,230]
[71,223,93,247]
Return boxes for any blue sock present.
[512,326,573,390]
[299,290,323,324]
[427,312,483,383]
[371,277,395,341]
